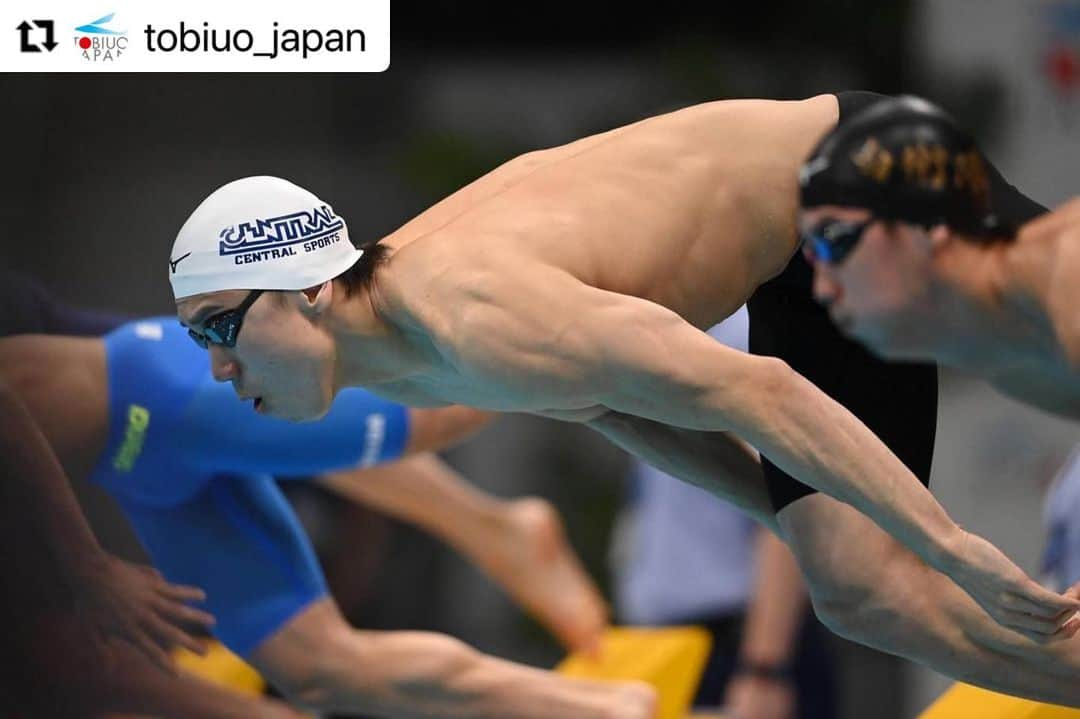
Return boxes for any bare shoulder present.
[389,238,605,406]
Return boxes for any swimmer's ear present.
[298,281,334,319]
[927,224,952,250]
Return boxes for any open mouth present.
[254,397,264,412]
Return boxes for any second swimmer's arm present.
[586,411,777,531]
[253,599,652,718]
[524,284,1078,635]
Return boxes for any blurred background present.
[2,1,1080,716]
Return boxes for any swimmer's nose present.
[812,265,843,307]
[209,345,239,383]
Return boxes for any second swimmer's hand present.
[75,554,216,673]
[944,529,1080,643]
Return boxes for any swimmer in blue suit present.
[1,318,655,718]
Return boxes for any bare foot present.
[478,497,609,654]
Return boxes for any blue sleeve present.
[180,380,410,477]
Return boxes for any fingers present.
[996,604,1080,644]
[1061,614,1080,637]
[131,623,178,674]
[158,581,207,604]
[1012,624,1076,645]
[1050,615,1080,640]
[1007,584,1080,618]
[1000,608,1070,635]
[156,597,215,630]
[144,612,207,657]
[997,574,1080,613]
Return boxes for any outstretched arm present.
[184,375,493,476]
[316,453,607,654]
[557,287,1078,638]
[587,411,775,531]
[252,598,655,719]
[784,494,1080,708]
[594,408,1080,706]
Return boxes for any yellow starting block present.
[172,640,266,697]
[919,682,1080,719]
[556,626,712,719]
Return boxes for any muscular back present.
[382,95,839,330]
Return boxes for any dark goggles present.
[186,289,264,349]
[801,218,874,265]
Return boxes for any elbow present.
[753,355,800,399]
[812,593,880,643]
[796,543,900,645]
[267,630,365,714]
[282,631,484,716]
[272,662,341,714]
[808,571,917,651]
[724,355,799,429]
[381,634,485,710]
[812,586,913,649]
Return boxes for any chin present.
[259,400,309,422]
[847,322,894,358]
[856,328,922,362]
[290,398,334,422]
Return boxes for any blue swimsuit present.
[90,318,409,656]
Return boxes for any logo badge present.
[169,252,192,273]
[217,205,346,267]
[74,13,127,62]
[850,137,895,184]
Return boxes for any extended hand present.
[946,529,1080,643]
[75,554,215,672]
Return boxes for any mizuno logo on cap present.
[169,252,192,273]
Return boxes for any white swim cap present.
[169,176,363,300]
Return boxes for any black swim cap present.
[800,95,1011,239]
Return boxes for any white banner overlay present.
[1,0,389,72]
